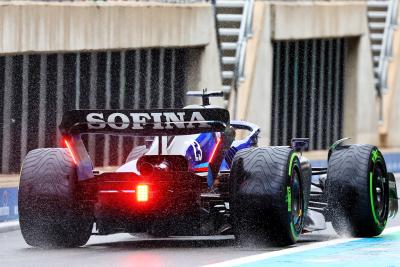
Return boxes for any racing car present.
[18,90,398,248]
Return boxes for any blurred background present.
[0,0,399,221]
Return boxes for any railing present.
[231,0,254,119]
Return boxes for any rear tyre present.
[327,145,389,237]
[230,147,307,246]
[19,148,93,248]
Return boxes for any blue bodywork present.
[186,120,260,187]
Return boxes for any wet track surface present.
[1,175,399,267]
[0,227,346,267]
[2,217,400,267]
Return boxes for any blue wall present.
[0,187,18,222]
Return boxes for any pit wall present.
[235,1,379,147]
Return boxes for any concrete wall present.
[236,0,379,146]
[387,57,400,146]
[343,35,379,145]
[385,19,400,147]
[234,2,273,146]
[271,2,366,40]
[185,28,224,106]
[0,2,212,54]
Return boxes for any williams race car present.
[18,90,398,247]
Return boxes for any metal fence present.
[0,48,188,173]
[271,38,347,150]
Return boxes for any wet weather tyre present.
[327,145,389,237]
[230,147,307,246]
[18,148,93,248]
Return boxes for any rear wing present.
[60,108,230,181]
[59,108,230,136]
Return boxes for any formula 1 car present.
[18,90,398,248]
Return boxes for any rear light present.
[209,137,221,163]
[136,184,149,202]
[64,139,77,165]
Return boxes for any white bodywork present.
[116,134,201,173]
[116,105,221,173]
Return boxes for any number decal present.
[191,141,203,162]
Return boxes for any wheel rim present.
[372,164,389,224]
[290,169,303,233]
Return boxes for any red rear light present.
[136,184,149,202]
[209,138,221,163]
[64,139,77,165]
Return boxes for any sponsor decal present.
[371,149,380,163]
[86,111,209,130]
[190,141,203,161]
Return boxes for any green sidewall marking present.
[369,149,386,230]
[287,186,292,212]
[369,172,380,225]
[287,153,297,213]
[288,153,299,239]
[288,153,297,176]
[371,149,379,163]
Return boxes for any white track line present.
[203,226,400,267]
[0,220,19,233]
